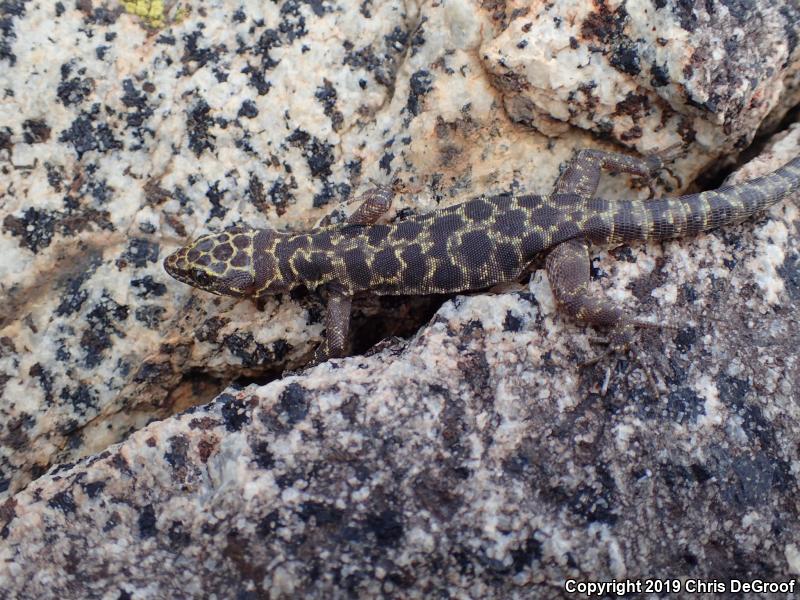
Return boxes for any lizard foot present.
[364,336,407,358]
[640,142,685,197]
[580,320,674,398]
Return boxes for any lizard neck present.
[272,231,339,291]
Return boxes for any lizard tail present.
[600,156,800,243]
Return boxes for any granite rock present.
[483,0,800,146]
[0,0,799,596]
[1,130,799,597]
[1,0,798,501]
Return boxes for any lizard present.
[163,148,800,366]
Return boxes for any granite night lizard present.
[163,149,800,365]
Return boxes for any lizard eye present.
[193,269,213,288]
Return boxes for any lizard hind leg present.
[545,238,630,332]
[555,147,680,198]
[544,238,664,396]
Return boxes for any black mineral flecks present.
[779,4,800,58]
[238,99,258,119]
[205,181,228,221]
[59,104,123,158]
[219,394,251,432]
[580,3,643,78]
[45,162,64,191]
[76,1,120,26]
[379,150,394,174]
[777,250,800,302]
[650,62,670,87]
[168,520,192,548]
[47,490,76,514]
[298,501,343,526]
[223,333,290,367]
[566,465,618,525]
[268,177,296,215]
[22,119,51,144]
[194,316,229,343]
[133,361,172,385]
[2,207,56,253]
[610,41,641,76]
[164,435,190,472]
[502,310,523,332]
[119,238,160,269]
[250,440,274,470]
[278,383,308,424]
[287,128,335,179]
[80,293,129,368]
[181,30,219,70]
[406,69,433,116]
[29,364,55,405]
[82,480,105,499]
[134,305,166,329]
[120,78,154,130]
[364,508,404,546]
[315,79,343,131]
[57,62,94,106]
[343,23,409,87]
[253,28,281,71]
[0,126,11,153]
[59,382,98,414]
[242,63,273,96]
[55,256,103,317]
[3,197,114,254]
[130,275,167,298]
[138,504,157,538]
[187,98,216,157]
[663,388,704,424]
[313,180,350,209]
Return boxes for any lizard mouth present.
[163,246,254,297]
[162,248,195,285]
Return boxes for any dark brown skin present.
[164,149,800,365]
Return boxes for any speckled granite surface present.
[1,0,799,597]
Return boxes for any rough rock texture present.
[484,0,800,144]
[1,133,800,598]
[0,0,799,597]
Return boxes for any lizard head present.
[164,227,262,298]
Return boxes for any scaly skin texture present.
[164,149,800,364]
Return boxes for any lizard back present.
[278,192,583,296]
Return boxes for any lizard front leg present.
[347,184,394,225]
[311,185,395,365]
[312,283,353,364]
[317,184,395,227]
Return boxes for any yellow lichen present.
[172,5,190,25]
[120,0,168,28]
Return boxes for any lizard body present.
[164,149,800,364]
